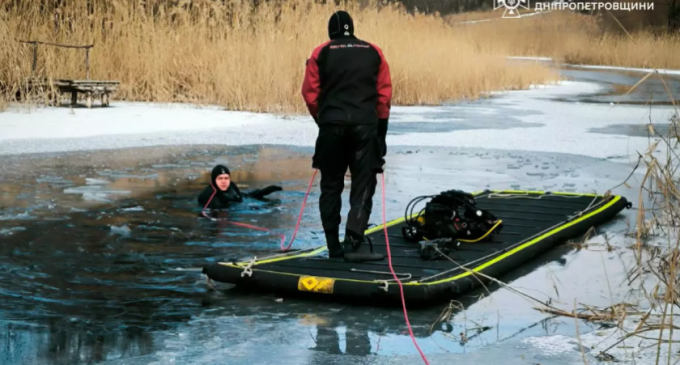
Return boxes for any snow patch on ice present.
[109,225,132,237]
[0,102,288,141]
[521,335,580,356]
[0,212,34,221]
[506,56,680,76]
[0,79,675,161]
[523,315,680,365]
[122,206,144,212]
[566,63,680,76]
[63,185,131,202]
[0,227,27,236]
[507,56,554,62]
[36,176,74,186]
[85,178,111,185]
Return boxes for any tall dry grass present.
[584,77,680,363]
[448,10,680,69]
[0,0,557,113]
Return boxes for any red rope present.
[381,172,430,365]
[201,182,286,247]
[201,171,318,252]
[202,170,430,364]
[281,169,317,251]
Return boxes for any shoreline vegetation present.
[0,0,678,113]
[446,10,680,70]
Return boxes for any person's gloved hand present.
[378,118,388,140]
[375,160,385,174]
[260,185,283,196]
[375,118,388,174]
[378,118,388,158]
[248,185,282,200]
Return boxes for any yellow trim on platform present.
[219,246,327,267]
[216,190,620,287]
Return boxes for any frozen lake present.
[0,62,678,365]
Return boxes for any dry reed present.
[448,10,680,70]
[422,68,680,361]
[544,73,679,362]
[0,0,557,113]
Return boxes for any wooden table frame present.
[19,40,120,108]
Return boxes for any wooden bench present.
[26,78,120,108]
[19,40,121,108]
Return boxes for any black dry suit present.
[197,165,282,210]
[301,10,392,257]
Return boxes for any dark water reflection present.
[0,145,327,364]
[0,245,570,365]
[543,65,680,106]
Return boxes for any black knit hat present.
[211,164,230,186]
[328,10,354,39]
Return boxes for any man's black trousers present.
[312,124,384,242]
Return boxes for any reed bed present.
[0,0,558,112]
[448,10,680,70]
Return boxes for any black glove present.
[249,185,282,199]
[378,118,388,158]
[378,118,388,140]
[261,185,282,196]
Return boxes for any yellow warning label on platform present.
[297,275,335,294]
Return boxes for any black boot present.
[343,229,384,262]
[342,229,364,254]
[325,228,344,258]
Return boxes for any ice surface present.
[523,316,680,365]
[507,56,554,62]
[35,176,74,186]
[0,102,274,140]
[0,80,675,162]
[63,185,131,202]
[507,56,680,76]
[521,335,579,357]
[0,227,26,236]
[109,225,132,237]
[0,212,33,221]
[566,63,680,76]
[85,178,111,185]
[121,206,145,212]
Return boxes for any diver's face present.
[215,174,230,191]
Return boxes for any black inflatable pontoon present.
[203,190,631,307]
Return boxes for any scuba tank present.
[402,190,503,249]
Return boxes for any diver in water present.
[198,164,283,210]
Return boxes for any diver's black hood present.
[328,10,354,40]
[198,164,243,209]
[211,165,231,189]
